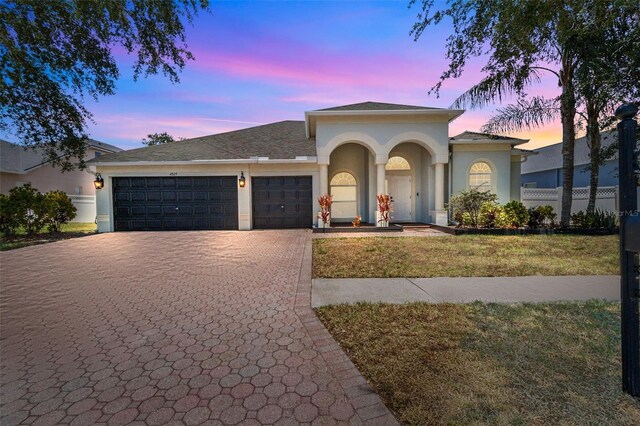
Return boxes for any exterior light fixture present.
[94,173,104,190]
[239,172,246,188]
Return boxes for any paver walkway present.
[0,230,395,425]
[312,275,619,307]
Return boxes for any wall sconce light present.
[239,172,246,188]
[94,173,104,190]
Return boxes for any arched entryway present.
[385,156,412,221]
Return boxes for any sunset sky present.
[41,1,570,150]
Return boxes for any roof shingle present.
[92,121,315,163]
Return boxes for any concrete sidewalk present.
[312,275,620,307]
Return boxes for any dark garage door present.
[113,176,238,231]
[252,176,312,229]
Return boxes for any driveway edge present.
[294,233,399,425]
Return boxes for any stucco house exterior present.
[1,138,122,195]
[90,102,531,232]
[1,139,122,221]
[521,131,618,188]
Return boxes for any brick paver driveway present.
[0,230,394,425]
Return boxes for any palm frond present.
[481,97,560,134]
[450,70,542,110]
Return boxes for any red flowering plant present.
[376,194,392,225]
[318,194,332,228]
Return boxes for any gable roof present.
[315,101,442,112]
[1,138,122,173]
[91,121,316,164]
[449,131,529,145]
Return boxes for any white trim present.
[329,169,359,221]
[466,159,497,193]
[91,158,318,167]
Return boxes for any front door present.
[386,174,412,221]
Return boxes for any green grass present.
[313,235,619,277]
[316,301,640,425]
[0,222,97,251]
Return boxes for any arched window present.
[469,162,493,190]
[385,156,411,170]
[330,172,357,220]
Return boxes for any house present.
[1,139,123,221]
[90,102,531,232]
[521,131,618,188]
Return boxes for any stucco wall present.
[510,158,521,201]
[451,145,512,203]
[95,162,319,232]
[315,120,450,165]
[1,148,104,196]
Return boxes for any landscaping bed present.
[313,235,619,277]
[0,222,97,251]
[429,223,619,235]
[316,301,640,425]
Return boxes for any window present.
[330,172,357,219]
[95,151,101,158]
[385,156,411,170]
[469,162,492,190]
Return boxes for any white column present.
[319,164,328,195]
[435,162,444,210]
[376,163,386,196]
[434,162,447,225]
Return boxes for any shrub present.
[448,189,498,228]
[571,209,617,229]
[377,194,393,224]
[480,202,503,228]
[0,193,18,236]
[5,184,49,235]
[45,190,77,233]
[317,194,332,227]
[527,205,557,229]
[502,200,530,228]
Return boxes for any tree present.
[411,0,637,226]
[480,3,640,215]
[142,132,177,146]
[0,0,209,171]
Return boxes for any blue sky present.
[14,0,565,150]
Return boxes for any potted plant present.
[376,194,392,227]
[352,215,361,227]
[317,194,332,230]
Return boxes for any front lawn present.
[0,222,97,251]
[316,301,640,425]
[313,235,618,277]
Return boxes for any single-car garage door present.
[113,176,238,231]
[252,176,312,229]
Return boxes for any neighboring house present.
[1,139,123,221]
[521,131,618,188]
[90,101,532,232]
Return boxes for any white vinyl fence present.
[521,186,621,214]
[68,194,96,223]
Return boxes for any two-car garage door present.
[113,176,312,231]
[113,177,238,231]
